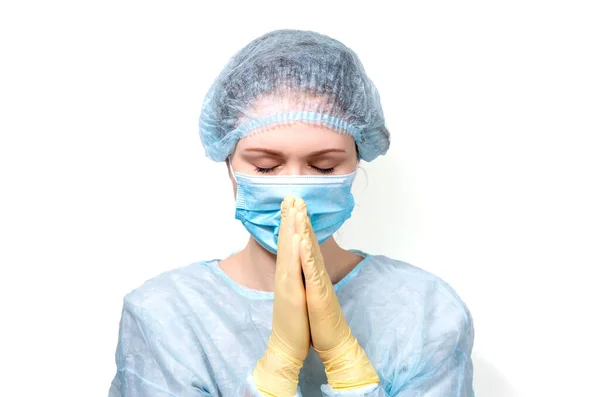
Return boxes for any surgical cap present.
[199,29,390,162]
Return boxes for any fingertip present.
[294,198,307,214]
[280,195,295,210]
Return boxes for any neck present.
[231,236,362,292]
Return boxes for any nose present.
[278,161,304,176]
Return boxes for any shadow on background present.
[473,354,519,397]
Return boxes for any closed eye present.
[254,166,277,174]
[311,166,335,174]
[254,165,335,174]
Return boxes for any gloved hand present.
[294,199,380,391]
[253,196,311,397]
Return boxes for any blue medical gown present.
[109,253,474,396]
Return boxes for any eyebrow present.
[243,148,346,157]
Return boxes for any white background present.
[1,1,599,396]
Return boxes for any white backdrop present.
[1,1,599,396]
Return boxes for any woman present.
[109,29,474,397]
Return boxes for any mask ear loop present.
[225,157,247,257]
[226,157,238,184]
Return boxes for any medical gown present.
[109,252,474,396]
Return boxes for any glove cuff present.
[253,341,303,397]
[315,336,380,391]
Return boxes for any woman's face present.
[229,123,359,179]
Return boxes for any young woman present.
[109,29,474,397]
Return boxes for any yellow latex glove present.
[253,196,311,397]
[294,199,380,391]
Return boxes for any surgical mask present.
[233,171,356,253]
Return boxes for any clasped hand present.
[253,196,379,397]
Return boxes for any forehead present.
[236,123,355,152]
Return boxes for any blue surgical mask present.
[233,171,356,253]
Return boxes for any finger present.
[294,198,308,215]
[295,211,310,241]
[280,195,295,221]
[293,207,319,249]
[294,211,307,238]
[279,206,297,254]
[287,233,303,282]
[305,216,320,254]
[298,213,324,265]
[277,196,295,249]
[287,207,297,238]
[300,238,335,312]
[300,238,322,285]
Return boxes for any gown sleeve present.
[108,297,271,397]
[319,280,475,397]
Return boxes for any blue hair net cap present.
[199,29,390,162]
